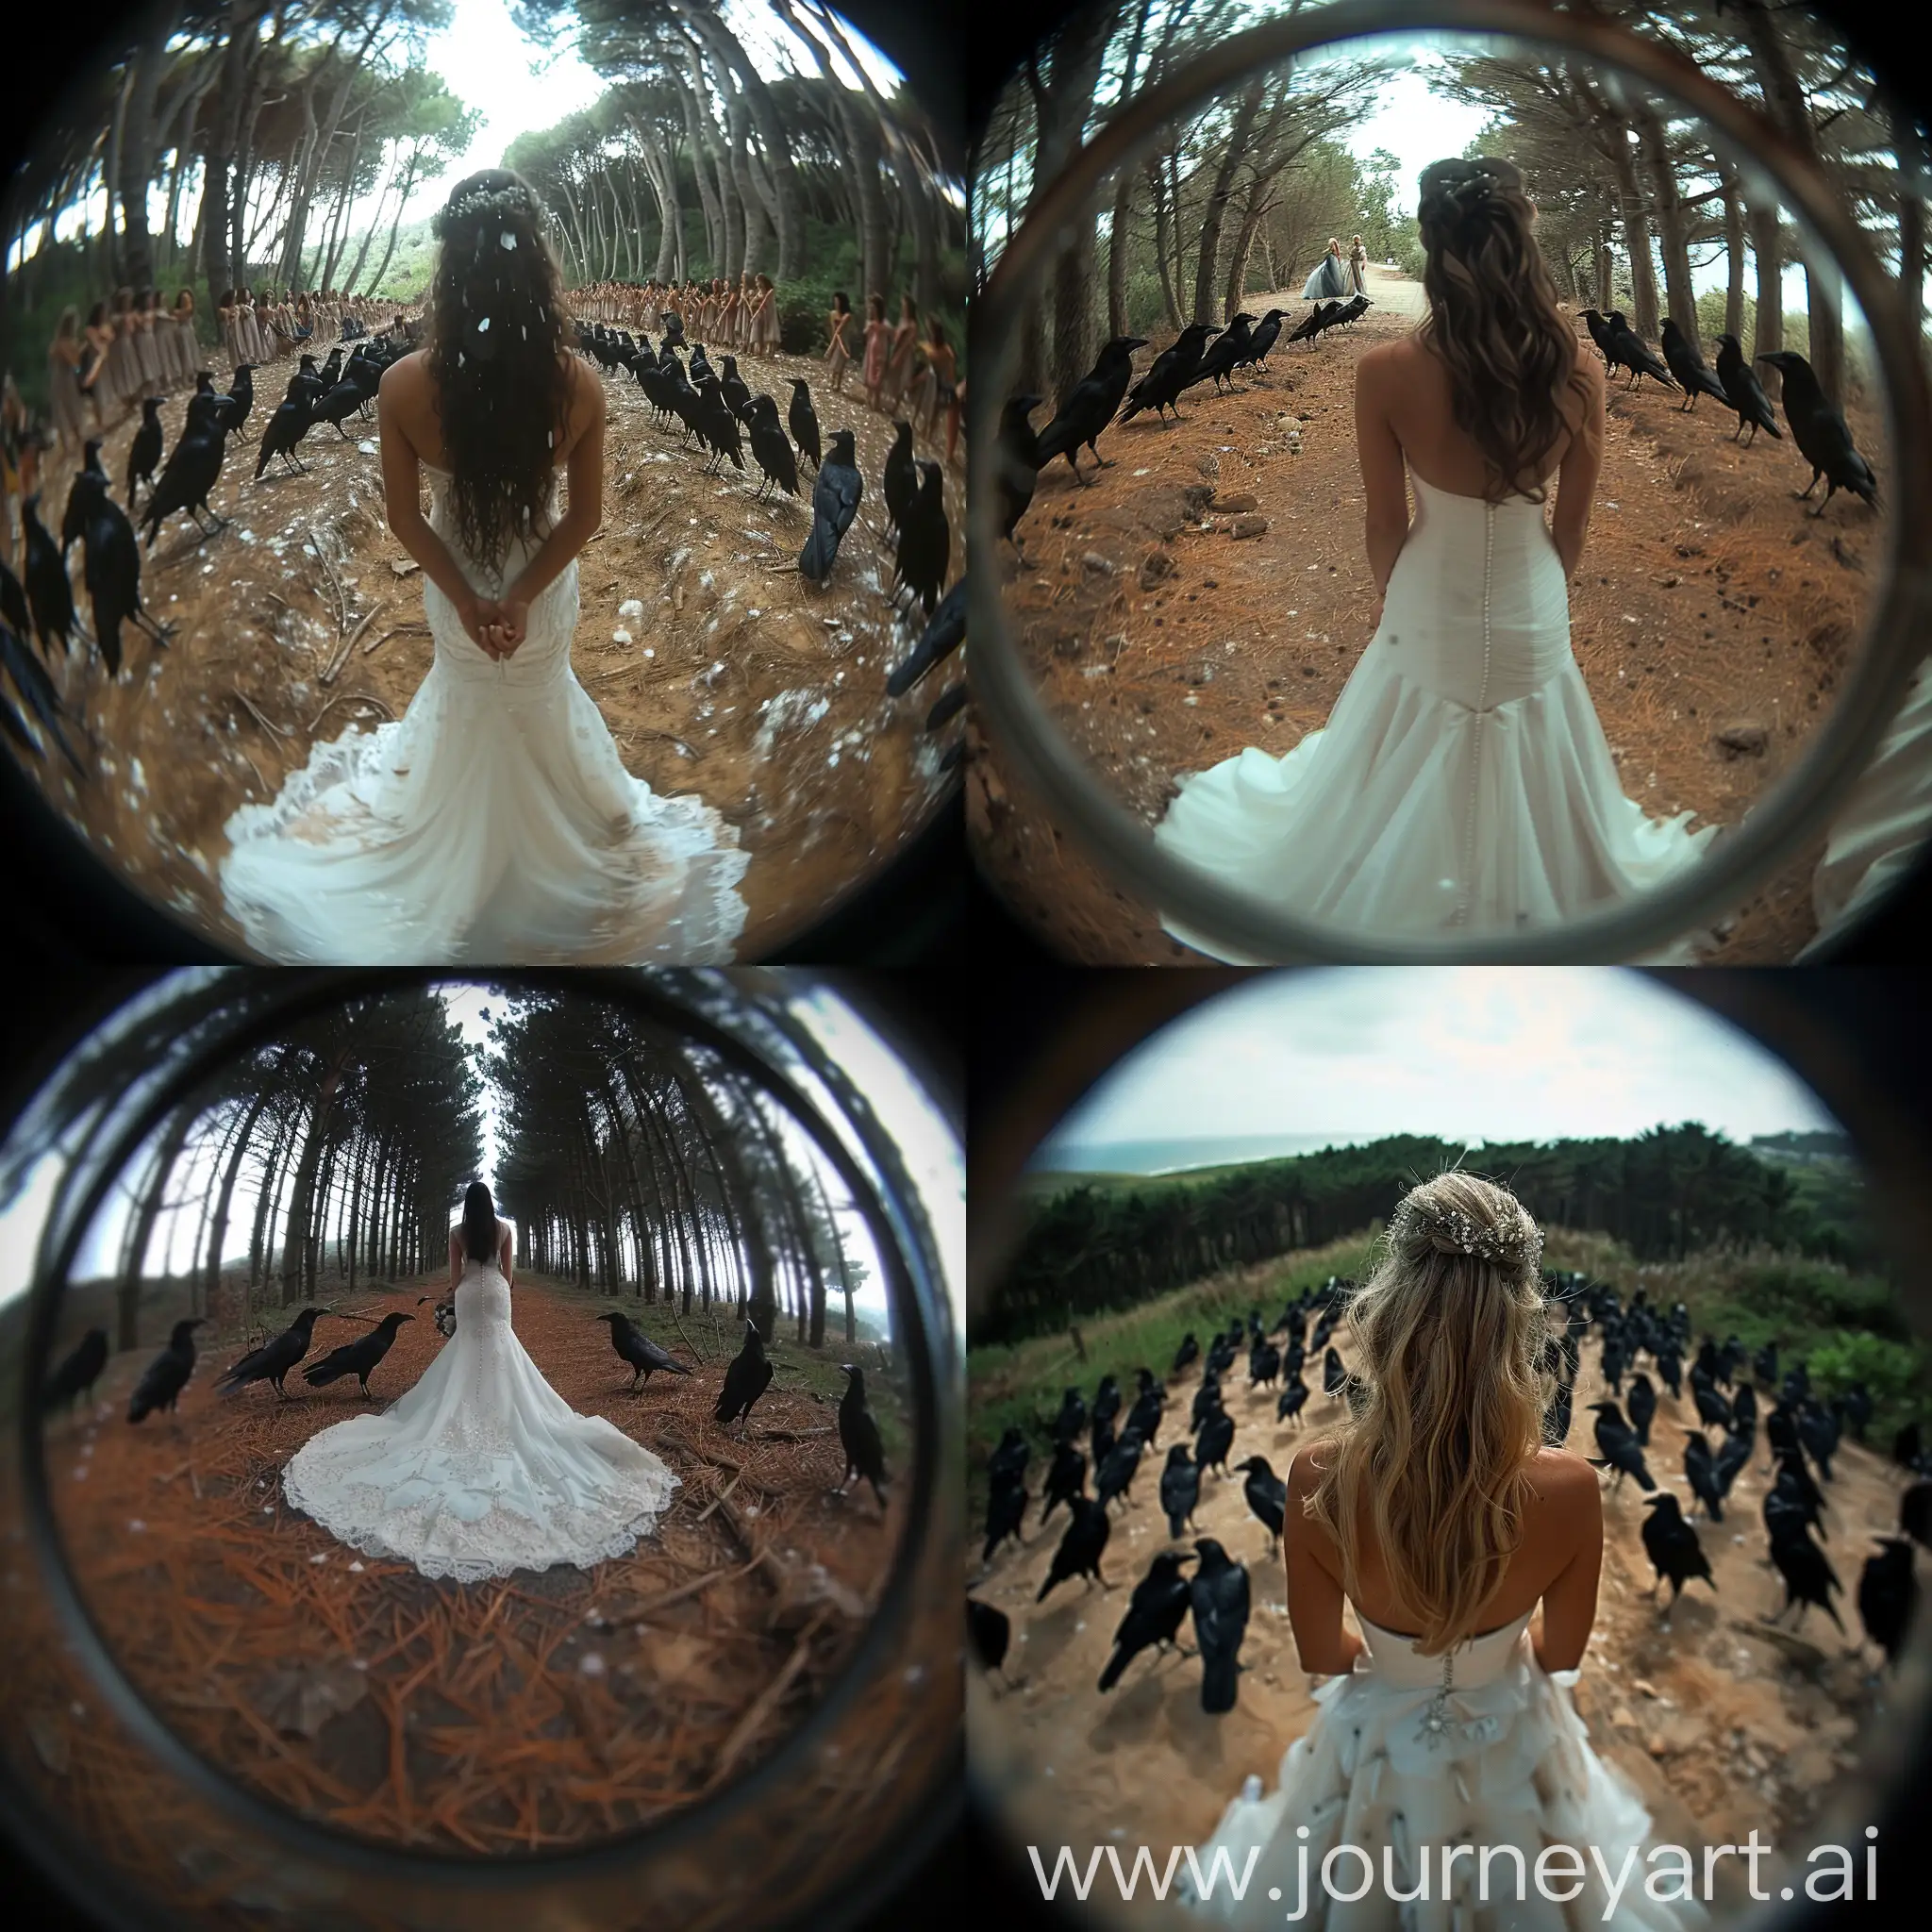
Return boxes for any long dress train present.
[282,1234,678,1584]
[219,461,749,962]
[1185,1610,1707,1931]
[1153,472,1713,952]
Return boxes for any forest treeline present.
[986,1124,1878,1345]
[35,985,867,1357]
[973,0,1927,410]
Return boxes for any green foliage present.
[1806,1329,1928,1433]
[986,1126,1882,1348]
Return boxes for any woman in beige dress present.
[754,274,782,356]
[824,291,854,393]
[134,291,163,398]
[104,289,140,422]
[46,308,88,456]
[881,292,918,408]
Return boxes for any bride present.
[220,169,749,964]
[282,1182,678,1582]
[1155,158,1714,954]
[1186,1174,1705,1930]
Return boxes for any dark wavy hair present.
[426,168,572,575]
[1415,156,1588,505]
[461,1180,498,1265]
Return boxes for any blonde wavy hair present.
[1304,1172,1551,1655]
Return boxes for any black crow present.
[1041,1440,1087,1524]
[1769,1523,1844,1631]
[1604,311,1676,391]
[254,393,314,480]
[1092,1374,1123,1433]
[1658,320,1728,413]
[1755,350,1876,514]
[1195,1405,1236,1476]
[1277,1376,1310,1425]
[126,399,165,510]
[714,1319,774,1434]
[1901,1479,1932,1551]
[1625,1373,1657,1447]
[217,1306,332,1399]
[1160,1441,1200,1540]
[1236,1454,1287,1555]
[1588,1401,1657,1491]
[1118,323,1220,424]
[73,470,169,676]
[1098,1550,1195,1690]
[893,460,949,617]
[21,496,82,659]
[745,394,800,500]
[799,428,862,583]
[983,1472,1027,1562]
[42,1328,108,1413]
[1579,308,1616,371]
[887,577,964,700]
[719,355,754,425]
[835,1363,888,1506]
[787,377,822,470]
[1324,1346,1346,1398]
[1173,1332,1201,1376]
[1037,1493,1111,1600]
[1857,1538,1917,1667]
[1051,1386,1088,1447]
[1683,1431,1724,1522]
[1033,336,1146,479]
[882,419,917,534]
[994,392,1041,558]
[1641,1492,1714,1606]
[1191,1537,1250,1713]
[1094,1424,1146,1511]
[301,1311,414,1399]
[988,1425,1030,1488]
[1187,313,1255,396]
[60,440,107,558]
[127,1319,207,1423]
[1237,309,1289,375]
[594,1309,691,1389]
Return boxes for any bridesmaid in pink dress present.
[861,293,888,412]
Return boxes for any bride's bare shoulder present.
[1524,1446,1599,1505]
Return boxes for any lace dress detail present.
[218,462,749,963]
[1154,472,1715,953]
[1185,1610,1707,1931]
[281,1257,679,1583]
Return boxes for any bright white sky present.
[1041,969,1840,1157]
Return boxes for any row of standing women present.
[45,289,202,454]
[576,273,784,353]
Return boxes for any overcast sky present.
[1041,969,1840,1157]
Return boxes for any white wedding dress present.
[282,1224,678,1582]
[1186,1610,1707,1931]
[219,461,749,964]
[1154,473,1715,954]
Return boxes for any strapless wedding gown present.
[282,1257,678,1583]
[1154,474,1715,954]
[219,461,749,962]
[1185,1610,1706,1931]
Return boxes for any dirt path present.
[969,273,1879,962]
[969,1257,1903,1908]
[22,337,959,956]
[38,1274,903,1851]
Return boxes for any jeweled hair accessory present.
[435,183,535,241]
[1392,1196,1543,1270]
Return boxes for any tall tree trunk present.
[1633,105,1694,331]
[116,9,179,293]
[1608,136,1659,340]
[1720,158,1746,341]
[1147,157,1181,331]
[1750,202,1784,400]
[362,151,419,293]
[1735,0,1840,404]
[118,1105,199,1351]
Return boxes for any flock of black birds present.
[42,1301,888,1514]
[1579,308,1878,517]
[993,298,1373,564]
[968,1270,1926,1719]
[969,1275,1364,1714]
[575,315,963,767]
[0,328,415,774]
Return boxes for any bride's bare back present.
[1356,332,1607,587]
[1285,1441,1604,1674]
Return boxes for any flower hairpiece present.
[1393,1198,1543,1271]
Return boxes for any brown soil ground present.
[968,1246,1913,1916]
[969,269,1883,962]
[35,1274,903,1853]
[20,334,960,957]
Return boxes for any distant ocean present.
[1030,1133,1361,1177]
